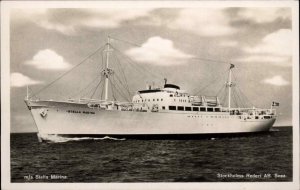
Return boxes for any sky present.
[8,5,295,132]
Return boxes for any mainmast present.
[102,36,114,101]
[227,64,235,109]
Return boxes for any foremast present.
[102,36,114,101]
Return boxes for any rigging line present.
[68,66,105,99]
[75,75,102,99]
[233,85,245,108]
[112,49,144,75]
[230,73,243,108]
[100,81,105,100]
[32,44,107,97]
[113,72,132,98]
[113,53,132,97]
[110,36,142,47]
[111,76,131,101]
[111,36,232,67]
[113,51,155,80]
[113,75,131,97]
[233,79,251,108]
[82,85,96,99]
[235,88,245,108]
[192,67,229,94]
[109,78,130,102]
[190,57,230,64]
[111,76,132,101]
[109,79,117,101]
[238,89,247,108]
[237,86,250,108]
[101,49,105,71]
[113,45,160,78]
[95,52,104,74]
[114,50,155,80]
[81,76,104,99]
[219,84,227,103]
[232,71,254,107]
[90,77,104,100]
[111,45,163,79]
[67,70,103,99]
[216,85,225,97]
[111,53,130,93]
[221,88,228,107]
[232,88,240,108]
[231,87,239,108]
[89,77,103,100]
[194,73,226,96]
[111,35,241,80]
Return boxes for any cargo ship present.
[24,36,277,142]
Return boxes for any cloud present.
[219,40,238,47]
[237,29,292,66]
[168,8,236,36]
[125,36,193,66]
[244,29,292,56]
[236,8,291,23]
[262,75,289,86]
[11,73,43,87]
[12,9,153,35]
[25,49,71,70]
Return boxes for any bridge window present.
[185,107,192,111]
[153,99,155,101]
[161,99,163,101]
[162,106,165,110]
[157,99,159,101]
[178,106,184,111]
[193,107,199,111]
[215,108,220,112]
[200,107,206,112]
[169,106,176,110]
[207,108,213,112]
[170,94,173,97]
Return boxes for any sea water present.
[10,127,292,182]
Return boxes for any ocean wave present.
[40,134,126,143]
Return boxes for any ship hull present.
[25,100,276,141]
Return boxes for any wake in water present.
[39,134,126,143]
